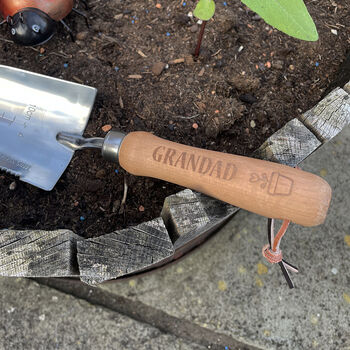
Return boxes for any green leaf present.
[241,0,318,41]
[194,0,216,21]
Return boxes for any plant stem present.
[194,21,207,59]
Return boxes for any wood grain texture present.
[254,118,321,167]
[77,217,174,285]
[119,131,330,227]
[161,189,211,242]
[344,81,350,94]
[161,189,238,258]
[0,229,80,277]
[300,88,350,142]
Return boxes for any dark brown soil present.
[0,0,349,237]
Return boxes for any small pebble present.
[250,120,256,128]
[128,74,142,79]
[289,64,295,71]
[76,31,88,40]
[95,169,106,179]
[102,124,112,132]
[331,29,338,35]
[190,24,199,33]
[151,62,166,76]
[9,181,16,190]
[273,60,284,70]
[331,267,338,275]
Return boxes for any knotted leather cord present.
[262,218,299,288]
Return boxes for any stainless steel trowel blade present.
[0,65,97,190]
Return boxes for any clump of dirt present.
[0,0,349,237]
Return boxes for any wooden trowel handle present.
[118,132,331,227]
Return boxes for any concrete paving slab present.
[0,277,206,350]
[99,126,350,350]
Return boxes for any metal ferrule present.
[102,130,126,163]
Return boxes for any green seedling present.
[193,0,318,58]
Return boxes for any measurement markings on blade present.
[0,104,42,138]
[0,110,16,125]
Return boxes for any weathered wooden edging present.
[1,79,349,285]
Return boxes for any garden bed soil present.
[0,0,349,237]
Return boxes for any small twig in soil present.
[118,175,129,226]
[98,33,123,47]
[211,49,222,57]
[149,18,158,24]
[194,21,207,59]
[121,175,128,207]
[72,76,84,84]
[48,51,72,59]
[172,114,200,120]
[0,37,13,43]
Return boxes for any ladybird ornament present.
[0,0,86,46]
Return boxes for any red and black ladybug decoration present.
[0,0,87,46]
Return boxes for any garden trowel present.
[0,65,331,227]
